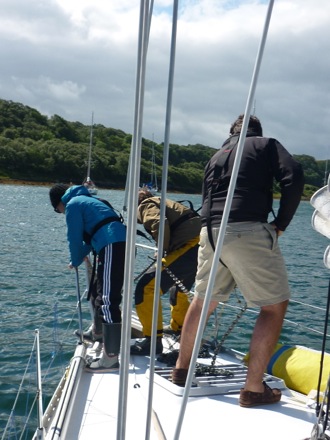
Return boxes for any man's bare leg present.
[176,297,218,369]
[244,299,289,393]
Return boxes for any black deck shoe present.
[131,337,163,356]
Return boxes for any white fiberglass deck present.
[46,339,317,440]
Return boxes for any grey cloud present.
[0,0,329,159]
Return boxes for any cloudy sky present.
[1,0,329,158]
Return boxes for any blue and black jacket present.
[61,185,126,267]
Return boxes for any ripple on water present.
[1,188,330,434]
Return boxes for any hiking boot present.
[171,368,188,386]
[131,337,163,356]
[163,325,181,336]
[239,381,282,407]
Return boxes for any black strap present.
[90,216,121,238]
[87,251,97,301]
[206,188,228,269]
[205,135,239,252]
[95,197,151,241]
[137,228,153,242]
[177,199,202,214]
[139,197,199,241]
[211,135,239,193]
[84,216,122,245]
[206,187,216,251]
[170,212,199,234]
[204,135,239,268]
[84,193,151,242]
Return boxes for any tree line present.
[0,98,327,196]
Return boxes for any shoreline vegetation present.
[0,178,126,191]
[0,178,310,201]
[0,99,326,198]
[0,178,177,194]
[0,178,54,187]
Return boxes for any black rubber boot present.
[75,310,103,342]
[130,336,163,356]
[85,323,121,373]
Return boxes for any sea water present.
[1,184,330,436]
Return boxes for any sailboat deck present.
[48,337,317,440]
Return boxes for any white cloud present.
[0,0,329,158]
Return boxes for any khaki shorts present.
[194,223,290,307]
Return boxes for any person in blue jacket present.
[49,183,126,372]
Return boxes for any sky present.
[0,0,329,159]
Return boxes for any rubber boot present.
[75,311,103,343]
[85,323,121,373]
[130,336,163,356]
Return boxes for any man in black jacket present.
[172,114,304,407]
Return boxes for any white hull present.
[140,184,158,196]
[34,331,317,440]
[83,177,98,195]
[87,187,98,195]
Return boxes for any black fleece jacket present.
[201,134,304,231]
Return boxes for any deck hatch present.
[149,364,286,397]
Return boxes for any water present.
[1,184,330,437]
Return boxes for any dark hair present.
[230,114,263,136]
[49,183,69,209]
[138,189,153,205]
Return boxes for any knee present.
[135,274,155,305]
[260,299,289,318]
[261,300,288,312]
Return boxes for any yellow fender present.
[245,343,330,395]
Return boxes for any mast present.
[324,156,328,186]
[151,137,158,190]
[86,112,94,181]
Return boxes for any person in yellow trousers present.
[131,189,201,355]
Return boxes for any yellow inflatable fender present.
[244,343,330,395]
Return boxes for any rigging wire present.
[1,335,38,440]
[315,278,330,427]
[145,2,179,439]
[117,1,151,439]
[173,1,275,438]
[2,277,86,440]
[121,0,155,218]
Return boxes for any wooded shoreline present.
[1,178,54,187]
[1,178,313,200]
